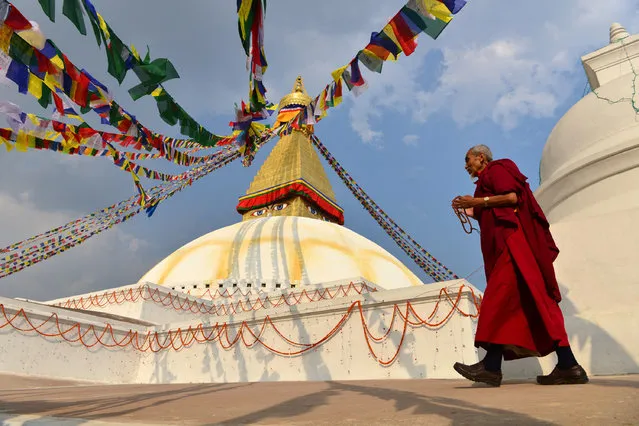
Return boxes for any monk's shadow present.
[497,284,639,380]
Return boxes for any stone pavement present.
[0,373,637,425]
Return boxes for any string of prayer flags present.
[255,0,469,143]
[0,101,231,167]
[237,0,269,111]
[32,0,230,147]
[0,147,241,278]
[0,8,237,151]
[310,133,459,282]
[0,127,214,183]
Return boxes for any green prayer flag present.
[155,92,179,126]
[357,50,383,73]
[106,33,127,83]
[400,6,448,40]
[37,0,56,22]
[38,85,52,109]
[109,103,125,125]
[63,0,87,36]
[83,5,103,48]
[128,58,179,100]
[9,33,34,67]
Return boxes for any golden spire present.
[236,76,344,225]
[278,76,312,110]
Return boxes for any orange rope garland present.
[54,282,378,316]
[1,285,482,364]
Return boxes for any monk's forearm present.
[478,193,518,208]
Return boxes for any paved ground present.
[0,374,638,425]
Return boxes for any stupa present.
[140,78,423,292]
[0,77,481,384]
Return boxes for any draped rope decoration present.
[54,282,377,317]
[309,134,459,282]
[0,284,481,360]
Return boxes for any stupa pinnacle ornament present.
[236,76,344,224]
[278,75,312,110]
[609,22,630,43]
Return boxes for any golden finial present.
[278,75,312,110]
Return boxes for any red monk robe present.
[472,159,569,360]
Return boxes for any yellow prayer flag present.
[317,88,327,112]
[151,86,164,97]
[333,79,343,107]
[331,64,349,83]
[27,114,40,126]
[237,0,253,36]
[28,74,43,99]
[381,24,401,51]
[44,72,62,89]
[130,44,141,60]
[421,0,453,23]
[97,14,111,40]
[15,132,29,152]
[0,136,14,152]
[50,55,64,70]
[44,131,60,141]
[0,24,13,53]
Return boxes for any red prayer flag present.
[4,5,32,30]
[77,127,98,139]
[62,54,80,79]
[389,14,418,56]
[73,73,90,107]
[52,92,64,114]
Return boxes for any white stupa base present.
[0,281,482,384]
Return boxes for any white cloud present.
[402,134,419,146]
[0,191,151,300]
[345,0,639,141]
[413,39,570,129]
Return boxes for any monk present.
[451,144,589,387]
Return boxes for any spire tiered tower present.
[236,76,344,224]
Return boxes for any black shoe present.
[453,361,502,387]
[537,364,589,385]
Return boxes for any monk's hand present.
[452,195,477,209]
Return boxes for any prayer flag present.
[37,0,56,22]
[62,0,86,35]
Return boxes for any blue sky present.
[0,0,637,300]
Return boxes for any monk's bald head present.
[468,144,493,162]
[465,145,493,177]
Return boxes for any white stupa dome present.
[535,25,639,222]
[139,216,424,291]
[539,72,639,183]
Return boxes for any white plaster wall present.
[136,281,481,384]
[541,162,639,223]
[45,284,145,320]
[501,208,639,379]
[0,297,142,384]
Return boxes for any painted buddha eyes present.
[307,206,318,215]
[273,203,288,211]
[251,203,288,216]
